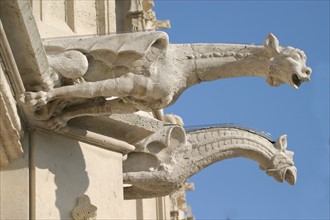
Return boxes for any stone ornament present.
[123,125,297,199]
[19,32,311,130]
[170,182,195,212]
[128,0,170,32]
[72,195,97,220]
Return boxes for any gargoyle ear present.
[275,135,287,151]
[264,33,280,54]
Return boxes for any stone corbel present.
[72,195,97,220]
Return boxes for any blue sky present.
[155,1,329,219]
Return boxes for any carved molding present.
[0,20,24,167]
[0,82,23,167]
[37,126,135,155]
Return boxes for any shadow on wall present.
[33,131,89,219]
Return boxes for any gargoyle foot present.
[46,116,68,131]
[152,109,184,126]
[19,91,49,109]
[163,113,184,126]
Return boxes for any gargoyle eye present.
[292,53,301,61]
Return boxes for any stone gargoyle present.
[123,124,297,199]
[19,32,311,129]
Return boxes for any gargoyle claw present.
[19,91,49,109]
[47,116,68,131]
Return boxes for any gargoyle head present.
[264,33,312,89]
[263,135,297,185]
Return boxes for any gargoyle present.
[123,125,297,199]
[19,32,311,129]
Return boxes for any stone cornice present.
[36,127,135,155]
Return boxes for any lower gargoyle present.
[123,125,296,199]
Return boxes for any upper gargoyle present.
[19,32,311,128]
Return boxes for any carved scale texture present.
[178,127,277,178]
[124,126,291,199]
[187,51,253,60]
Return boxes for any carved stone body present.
[19,32,311,128]
[123,125,297,199]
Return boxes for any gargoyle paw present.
[47,116,68,131]
[19,91,49,109]
[163,113,184,126]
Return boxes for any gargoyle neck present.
[175,127,277,180]
[179,44,272,87]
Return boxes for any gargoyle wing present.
[43,31,169,69]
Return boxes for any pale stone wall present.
[0,136,29,220]
[30,0,117,38]
[123,197,171,220]
[31,130,124,219]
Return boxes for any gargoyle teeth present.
[292,74,302,89]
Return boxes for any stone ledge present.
[37,126,135,155]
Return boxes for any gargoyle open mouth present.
[292,74,302,89]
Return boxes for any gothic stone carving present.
[128,0,170,32]
[19,32,311,130]
[72,195,97,220]
[122,125,297,199]
[170,182,195,212]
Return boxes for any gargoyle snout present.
[297,66,312,83]
[284,166,297,185]
[292,66,312,89]
[304,67,312,76]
